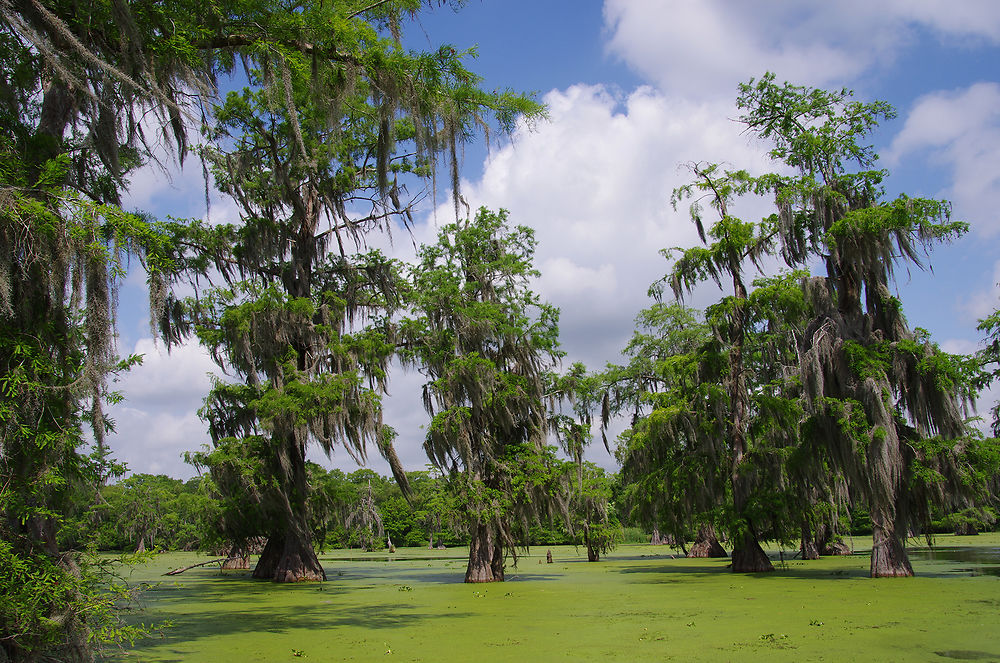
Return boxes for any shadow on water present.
[934,650,1000,660]
[322,560,563,585]
[118,575,478,660]
[616,545,1000,582]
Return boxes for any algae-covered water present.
[110,534,1000,662]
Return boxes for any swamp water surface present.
[111,536,1000,662]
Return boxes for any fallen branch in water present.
[163,558,228,575]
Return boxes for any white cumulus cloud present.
[602,0,1000,99]
[888,82,1000,236]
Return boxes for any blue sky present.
[111,0,1000,479]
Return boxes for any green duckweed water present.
[111,534,1000,662]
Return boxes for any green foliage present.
[0,544,155,659]
[401,208,564,578]
[1,108,171,663]
[151,0,544,581]
[734,73,983,576]
[976,308,1000,436]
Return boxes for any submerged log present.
[164,558,227,576]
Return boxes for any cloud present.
[109,408,209,479]
[958,259,1000,321]
[888,82,1000,236]
[602,1,1000,99]
[446,84,775,370]
[106,338,217,478]
[603,0,892,97]
[883,0,1000,42]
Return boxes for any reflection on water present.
[908,546,1000,577]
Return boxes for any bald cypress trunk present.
[688,524,728,558]
[800,522,820,560]
[584,526,600,562]
[269,435,325,582]
[869,504,913,577]
[222,544,251,570]
[731,530,773,572]
[729,271,773,574]
[273,526,326,582]
[252,535,284,579]
[465,522,504,583]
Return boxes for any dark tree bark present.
[731,529,773,572]
[814,522,831,554]
[222,544,251,570]
[727,267,773,574]
[465,522,504,583]
[800,523,820,560]
[688,525,728,558]
[955,522,978,536]
[273,531,326,582]
[268,436,325,582]
[870,505,913,577]
[252,535,284,579]
[823,540,852,555]
[584,528,599,562]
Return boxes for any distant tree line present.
[62,467,993,557]
[60,465,622,554]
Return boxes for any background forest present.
[2,1,1000,662]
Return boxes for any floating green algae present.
[111,535,1000,662]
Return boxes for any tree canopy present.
[400,207,564,582]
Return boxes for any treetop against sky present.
[112,0,1000,479]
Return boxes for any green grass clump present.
[112,534,1000,662]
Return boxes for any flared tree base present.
[731,534,774,573]
[688,526,728,558]
[252,534,326,582]
[465,523,504,583]
[870,531,913,578]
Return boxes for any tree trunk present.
[252,535,284,580]
[272,522,326,582]
[688,524,728,558]
[800,523,820,560]
[823,539,852,555]
[465,522,504,583]
[267,434,325,582]
[584,527,599,562]
[731,529,773,572]
[222,544,251,570]
[955,522,978,536]
[814,522,831,554]
[870,507,913,577]
[726,269,771,574]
